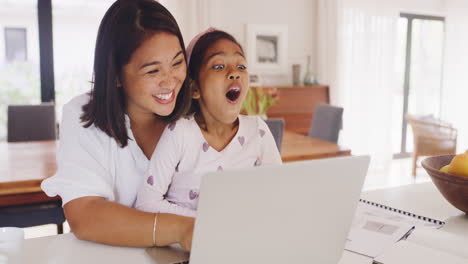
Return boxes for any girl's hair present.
[81,0,191,147]
[187,30,244,115]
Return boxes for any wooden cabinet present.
[263,85,330,135]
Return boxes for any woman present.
[41,0,194,250]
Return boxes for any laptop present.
[146,155,370,264]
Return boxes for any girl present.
[41,0,194,249]
[136,29,282,216]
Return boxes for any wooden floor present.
[23,157,431,239]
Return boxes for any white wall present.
[209,0,317,85]
[165,0,318,86]
[388,0,446,16]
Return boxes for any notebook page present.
[407,228,468,259]
[361,183,462,222]
[345,203,415,258]
[373,240,467,264]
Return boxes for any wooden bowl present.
[421,155,468,214]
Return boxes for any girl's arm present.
[136,121,197,217]
[137,187,197,217]
[64,196,194,250]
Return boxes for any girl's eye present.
[237,65,247,70]
[147,69,159,74]
[173,60,183,67]
[213,64,224,70]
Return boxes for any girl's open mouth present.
[226,86,241,103]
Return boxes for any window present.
[5,27,27,62]
[0,0,41,141]
[52,0,115,121]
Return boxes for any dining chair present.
[309,104,343,143]
[4,103,64,234]
[265,118,285,153]
[7,103,57,142]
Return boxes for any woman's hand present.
[65,197,195,248]
[176,216,195,251]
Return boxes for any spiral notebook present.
[359,199,445,227]
[345,199,445,258]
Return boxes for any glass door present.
[393,14,445,157]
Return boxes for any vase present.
[292,64,301,86]
[303,55,316,85]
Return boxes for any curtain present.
[442,0,468,152]
[318,0,468,174]
[318,0,399,173]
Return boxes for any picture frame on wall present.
[249,73,262,86]
[245,24,288,74]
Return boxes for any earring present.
[190,80,201,99]
[192,89,201,99]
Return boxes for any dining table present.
[0,141,59,207]
[0,132,350,208]
[281,131,351,162]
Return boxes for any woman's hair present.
[81,0,191,147]
[187,30,244,115]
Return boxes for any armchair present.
[406,114,457,176]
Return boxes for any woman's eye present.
[147,69,159,74]
[237,65,247,70]
[173,60,183,67]
[213,64,224,70]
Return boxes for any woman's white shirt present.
[41,94,149,207]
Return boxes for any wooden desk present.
[0,141,59,207]
[281,131,351,162]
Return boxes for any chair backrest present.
[7,103,57,142]
[309,104,343,143]
[405,114,457,140]
[265,118,285,153]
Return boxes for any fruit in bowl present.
[444,150,468,177]
[422,152,468,214]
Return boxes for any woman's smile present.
[152,90,175,104]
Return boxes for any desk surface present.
[3,182,466,264]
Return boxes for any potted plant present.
[241,87,279,119]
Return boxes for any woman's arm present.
[64,196,194,250]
